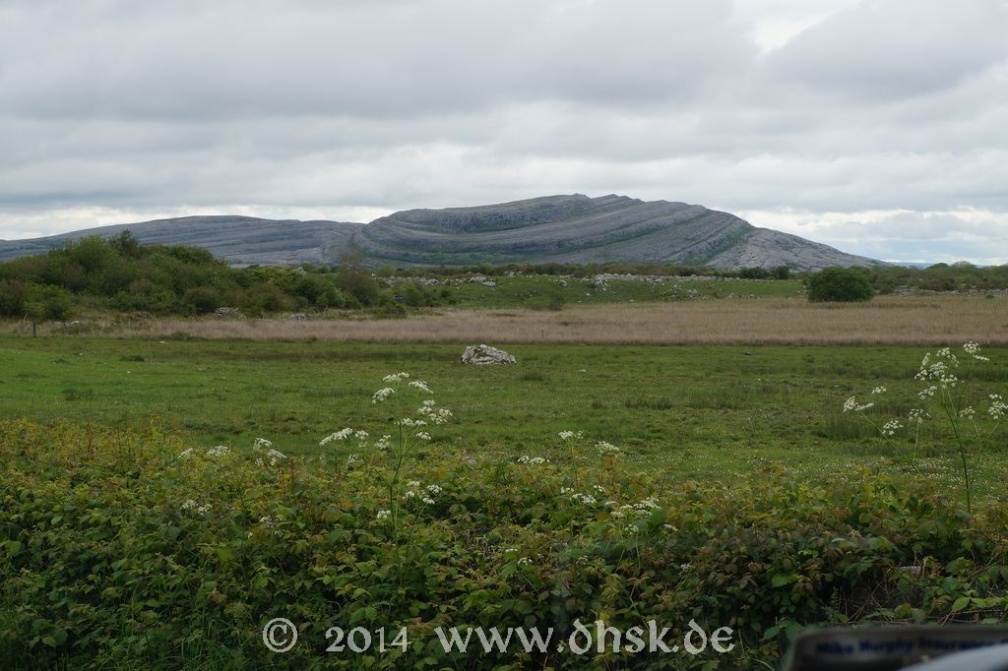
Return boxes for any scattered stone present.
[461,344,516,365]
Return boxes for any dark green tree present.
[336,250,380,307]
[806,267,875,302]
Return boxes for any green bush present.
[806,266,875,302]
[2,388,1006,670]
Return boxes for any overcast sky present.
[2,0,1006,265]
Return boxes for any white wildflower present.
[372,387,395,403]
[253,437,273,451]
[264,448,286,466]
[426,484,442,496]
[408,380,433,394]
[417,400,452,424]
[871,385,887,395]
[383,372,410,383]
[181,499,212,516]
[558,430,583,441]
[178,447,194,460]
[596,441,621,454]
[989,395,1007,421]
[320,427,354,446]
[637,496,660,509]
[881,420,903,437]
[843,396,873,413]
[376,509,391,521]
[406,480,421,488]
[206,445,230,458]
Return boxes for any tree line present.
[0,232,1004,320]
[0,232,395,320]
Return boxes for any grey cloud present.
[1,0,755,121]
[0,0,1005,265]
[762,0,1008,101]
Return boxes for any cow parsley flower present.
[596,441,621,455]
[372,387,395,403]
[881,420,903,437]
[206,445,230,458]
[320,427,354,446]
[517,455,548,465]
[843,396,873,413]
[408,380,433,394]
[989,394,1007,421]
[181,499,212,516]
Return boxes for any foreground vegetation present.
[2,236,1007,668]
[1,332,1007,669]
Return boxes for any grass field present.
[2,293,1007,669]
[0,333,1005,488]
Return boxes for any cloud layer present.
[1,0,1006,264]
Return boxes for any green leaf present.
[771,573,798,588]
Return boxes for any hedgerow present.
[1,377,1006,669]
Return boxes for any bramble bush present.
[1,374,1007,670]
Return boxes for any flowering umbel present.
[842,342,1005,514]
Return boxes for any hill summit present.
[0,194,879,270]
[353,194,877,269]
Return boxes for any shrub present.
[806,266,874,302]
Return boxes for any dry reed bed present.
[124,295,1007,345]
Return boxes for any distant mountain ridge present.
[0,194,880,270]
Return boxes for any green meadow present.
[4,336,1005,495]
[2,330,1007,670]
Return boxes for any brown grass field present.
[113,294,1007,345]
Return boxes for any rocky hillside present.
[353,194,878,269]
[0,216,361,266]
[0,195,880,270]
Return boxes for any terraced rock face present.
[349,194,878,270]
[0,216,362,266]
[0,194,880,270]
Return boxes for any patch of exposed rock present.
[461,344,516,365]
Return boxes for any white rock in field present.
[461,344,516,365]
